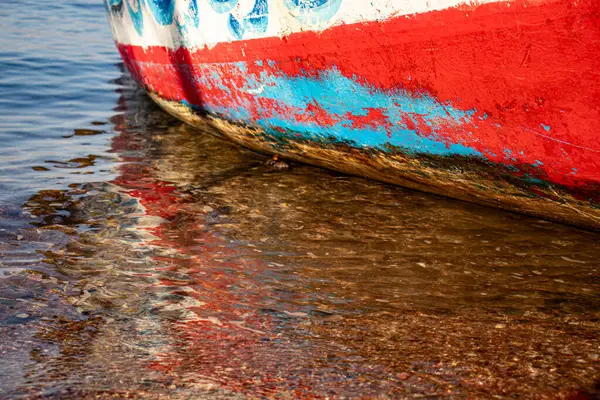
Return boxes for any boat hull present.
[105,0,600,230]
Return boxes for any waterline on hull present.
[151,93,600,231]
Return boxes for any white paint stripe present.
[107,0,510,49]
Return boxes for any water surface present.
[0,1,599,398]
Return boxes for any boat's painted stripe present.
[117,0,600,192]
[105,0,506,47]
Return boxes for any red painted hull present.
[113,0,600,229]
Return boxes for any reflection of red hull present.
[111,128,326,397]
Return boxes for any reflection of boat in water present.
[106,84,600,398]
[104,0,600,230]
[107,90,401,397]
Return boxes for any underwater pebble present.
[16,313,29,319]
[284,311,308,317]
[561,256,586,264]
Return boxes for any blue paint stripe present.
[178,61,482,157]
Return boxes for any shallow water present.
[1,1,599,398]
